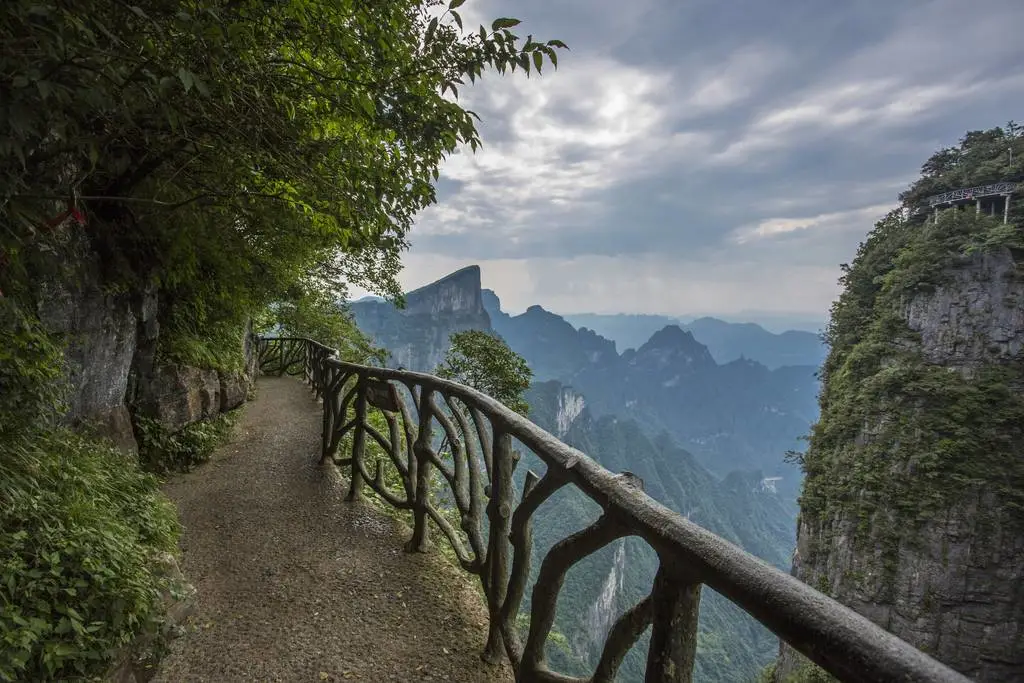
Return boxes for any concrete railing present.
[256,335,971,683]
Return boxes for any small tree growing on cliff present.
[435,330,532,415]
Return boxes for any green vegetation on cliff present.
[2,0,563,367]
[796,123,1024,565]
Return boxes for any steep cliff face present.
[34,232,255,452]
[780,214,1024,680]
[35,238,141,451]
[350,265,491,371]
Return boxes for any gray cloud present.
[360,0,1024,320]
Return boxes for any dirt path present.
[154,376,510,683]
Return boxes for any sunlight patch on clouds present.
[731,203,892,244]
[413,57,675,241]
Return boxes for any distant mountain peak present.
[349,265,490,371]
[635,325,716,370]
[403,265,485,317]
[405,264,480,298]
[641,325,704,352]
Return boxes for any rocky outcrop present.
[902,249,1024,372]
[36,233,141,450]
[350,265,491,372]
[779,246,1024,682]
[35,231,255,451]
[135,365,222,432]
[404,265,486,316]
[219,371,249,412]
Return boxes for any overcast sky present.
[352,0,1024,327]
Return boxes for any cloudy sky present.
[354,0,1024,329]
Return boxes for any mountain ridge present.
[562,311,827,368]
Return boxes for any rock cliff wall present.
[779,244,1024,681]
[36,233,255,452]
[350,265,491,371]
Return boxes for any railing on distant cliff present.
[255,336,970,683]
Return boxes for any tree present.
[898,121,1024,208]
[436,330,532,415]
[1,0,567,365]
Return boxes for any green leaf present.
[451,10,462,30]
[35,80,54,99]
[532,50,543,73]
[426,17,438,44]
[176,68,194,93]
[547,39,569,49]
[449,0,467,8]
[359,93,376,117]
[491,17,521,30]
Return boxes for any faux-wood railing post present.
[406,389,434,553]
[320,365,338,464]
[483,428,514,664]
[346,376,368,502]
[645,563,701,682]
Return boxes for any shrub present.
[136,411,240,473]
[0,431,180,681]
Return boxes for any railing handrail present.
[925,181,1019,207]
[256,335,971,683]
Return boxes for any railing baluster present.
[522,514,627,676]
[644,563,701,683]
[500,470,566,671]
[320,365,336,463]
[593,593,654,683]
[346,377,367,502]
[483,427,515,663]
[406,389,434,553]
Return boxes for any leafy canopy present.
[436,330,532,415]
[1,0,567,358]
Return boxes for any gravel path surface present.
[154,376,510,683]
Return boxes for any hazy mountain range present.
[482,289,820,485]
[561,313,827,368]
[348,265,820,681]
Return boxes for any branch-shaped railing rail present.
[256,336,970,683]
